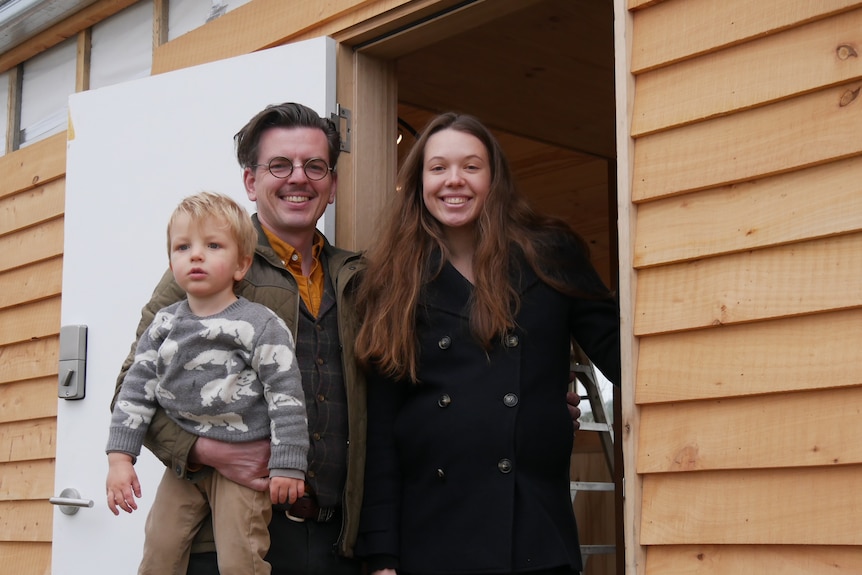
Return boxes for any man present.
[114,102,584,574]
[114,102,365,575]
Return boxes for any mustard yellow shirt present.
[262,228,325,317]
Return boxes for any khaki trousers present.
[138,467,273,575]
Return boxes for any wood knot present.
[837,44,858,60]
[839,86,861,107]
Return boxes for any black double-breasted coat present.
[357,243,620,574]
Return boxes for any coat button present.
[438,394,452,408]
[503,393,518,407]
[438,336,451,349]
[497,459,513,473]
[504,334,519,347]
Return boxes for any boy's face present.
[169,214,250,301]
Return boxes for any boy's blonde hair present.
[166,191,257,261]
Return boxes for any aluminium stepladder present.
[569,345,616,570]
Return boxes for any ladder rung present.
[580,545,616,555]
[578,421,613,433]
[570,481,615,492]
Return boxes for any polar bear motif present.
[255,343,296,373]
[133,348,159,369]
[184,349,237,373]
[199,318,255,349]
[178,411,248,434]
[147,310,175,339]
[268,392,304,409]
[158,337,179,367]
[199,368,260,407]
[116,399,154,430]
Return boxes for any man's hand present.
[191,437,271,491]
[566,390,582,433]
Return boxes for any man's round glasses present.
[252,157,333,181]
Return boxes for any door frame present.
[334,1,640,573]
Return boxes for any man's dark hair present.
[234,102,341,169]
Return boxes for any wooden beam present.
[631,0,862,73]
[76,28,91,93]
[637,386,862,472]
[634,156,862,268]
[351,0,546,59]
[636,309,862,403]
[151,0,396,74]
[5,65,22,154]
[634,233,862,335]
[632,81,862,202]
[0,0,139,75]
[633,7,862,136]
[153,0,169,49]
[334,48,397,252]
[641,465,862,545]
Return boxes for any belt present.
[285,494,337,523]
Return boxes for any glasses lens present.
[304,159,330,181]
[267,157,293,178]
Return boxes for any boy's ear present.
[234,254,253,281]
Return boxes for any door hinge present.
[331,104,351,153]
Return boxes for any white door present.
[54,36,336,575]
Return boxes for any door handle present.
[50,488,94,515]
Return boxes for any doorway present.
[350,1,620,573]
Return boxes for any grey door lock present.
[58,325,87,400]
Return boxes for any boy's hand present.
[106,452,142,515]
[269,476,305,505]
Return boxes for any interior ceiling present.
[395,0,615,159]
[393,0,617,284]
[0,0,98,54]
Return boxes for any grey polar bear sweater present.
[107,296,309,476]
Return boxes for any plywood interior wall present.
[628,0,862,572]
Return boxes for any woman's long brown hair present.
[355,112,605,382]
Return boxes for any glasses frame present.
[252,157,334,181]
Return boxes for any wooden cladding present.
[630,0,862,567]
[641,465,862,545]
[630,0,862,74]
[636,309,862,403]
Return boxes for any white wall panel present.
[91,0,153,90]
[20,36,76,147]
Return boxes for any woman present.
[354,112,620,575]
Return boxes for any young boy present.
[105,191,308,574]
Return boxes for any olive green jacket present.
[113,215,367,557]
